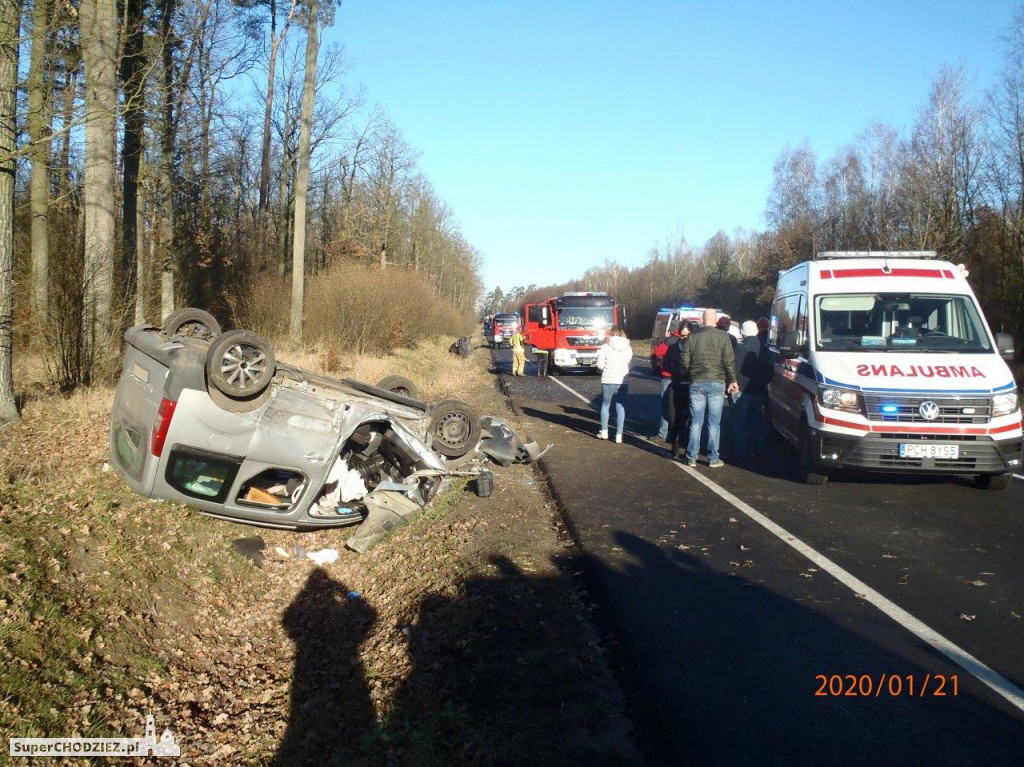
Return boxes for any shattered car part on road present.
[478,416,553,467]
[109,310,549,553]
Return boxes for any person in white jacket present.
[595,326,633,442]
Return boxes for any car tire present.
[974,473,1012,491]
[428,399,482,458]
[375,375,419,399]
[206,330,276,399]
[162,308,222,341]
[798,420,828,485]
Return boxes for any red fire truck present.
[522,292,623,374]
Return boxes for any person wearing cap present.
[732,319,775,461]
[716,315,739,351]
[756,316,770,344]
[681,308,738,467]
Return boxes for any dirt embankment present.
[0,341,644,766]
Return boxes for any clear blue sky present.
[327,0,1020,295]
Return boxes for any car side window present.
[166,447,242,503]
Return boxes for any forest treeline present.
[0,0,483,424]
[486,12,1024,350]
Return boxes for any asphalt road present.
[490,346,1024,767]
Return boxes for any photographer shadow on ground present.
[275,569,379,767]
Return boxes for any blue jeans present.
[658,378,672,439]
[687,381,726,462]
[600,383,628,434]
[732,392,766,456]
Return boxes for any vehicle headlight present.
[992,391,1019,416]
[818,386,861,413]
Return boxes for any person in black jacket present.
[732,320,774,460]
[661,322,695,457]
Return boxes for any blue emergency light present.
[880,404,899,414]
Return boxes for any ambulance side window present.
[770,294,803,346]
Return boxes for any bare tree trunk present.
[135,151,146,324]
[290,0,319,345]
[158,0,176,320]
[277,145,292,276]
[0,0,21,424]
[121,0,144,324]
[28,0,51,327]
[81,0,118,370]
[57,62,76,200]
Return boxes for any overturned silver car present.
[109,309,547,552]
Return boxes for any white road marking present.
[549,373,1024,714]
[548,375,593,405]
[1014,474,1024,481]
[675,462,1024,714]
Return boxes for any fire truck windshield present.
[559,306,614,329]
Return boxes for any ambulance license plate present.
[899,443,959,459]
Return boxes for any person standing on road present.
[533,347,549,377]
[510,327,527,376]
[732,320,774,461]
[596,326,633,443]
[661,322,695,457]
[651,324,681,441]
[682,309,738,467]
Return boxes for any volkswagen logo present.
[918,401,940,421]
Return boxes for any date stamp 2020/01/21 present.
[815,674,959,698]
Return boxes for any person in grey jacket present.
[596,326,633,443]
[681,309,738,467]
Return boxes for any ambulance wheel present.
[798,421,828,486]
[163,308,222,341]
[548,363,560,377]
[429,400,482,458]
[376,375,419,399]
[206,330,276,399]
[974,473,1012,491]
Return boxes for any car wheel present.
[974,473,1012,491]
[206,330,276,399]
[162,308,222,341]
[376,375,419,399]
[798,421,828,485]
[428,399,482,458]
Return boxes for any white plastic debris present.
[316,458,368,513]
[307,548,340,565]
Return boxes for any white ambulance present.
[767,251,1021,489]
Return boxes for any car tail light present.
[151,398,177,457]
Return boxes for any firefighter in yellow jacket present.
[510,328,526,376]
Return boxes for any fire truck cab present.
[523,292,621,374]
[768,251,1021,489]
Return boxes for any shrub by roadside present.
[234,265,476,356]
